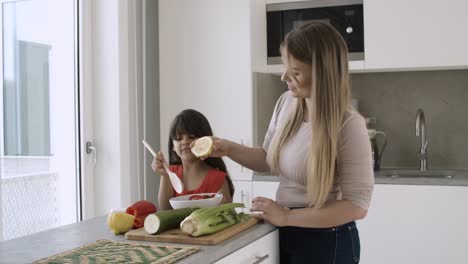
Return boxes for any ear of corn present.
[180,203,250,237]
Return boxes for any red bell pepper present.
[126,200,157,229]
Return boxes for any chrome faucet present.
[415,109,428,171]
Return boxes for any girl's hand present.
[152,151,169,177]
[251,197,290,227]
[191,136,232,159]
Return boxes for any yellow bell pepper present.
[107,212,135,235]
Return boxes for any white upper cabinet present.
[159,0,253,180]
[264,0,468,72]
[364,0,468,71]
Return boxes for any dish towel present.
[33,239,200,264]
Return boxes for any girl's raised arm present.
[152,151,174,210]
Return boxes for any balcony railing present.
[1,156,58,241]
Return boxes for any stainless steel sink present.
[380,169,455,179]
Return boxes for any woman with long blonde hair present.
[199,22,373,263]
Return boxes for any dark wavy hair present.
[168,109,234,197]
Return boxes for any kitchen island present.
[0,215,278,264]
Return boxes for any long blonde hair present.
[267,22,351,208]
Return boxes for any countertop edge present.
[252,169,468,186]
[0,216,278,264]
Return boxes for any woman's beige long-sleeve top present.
[263,91,374,210]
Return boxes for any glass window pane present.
[1,0,78,240]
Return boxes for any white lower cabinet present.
[252,181,279,200]
[233,180,253,212]
[215,230,279,264]
[237,181,468,264]
[358,184,468,264]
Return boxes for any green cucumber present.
[144,207,199,235]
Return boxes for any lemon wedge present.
[191,136,213,158]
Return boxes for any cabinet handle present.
[251,254,269,264]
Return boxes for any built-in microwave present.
[267,0,364,64]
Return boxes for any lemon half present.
[191,136,213,158]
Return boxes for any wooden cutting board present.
[125,218,260,245]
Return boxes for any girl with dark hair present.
[151,109,234,210]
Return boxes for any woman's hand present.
[251,197,290,227]
[151,151,169,177]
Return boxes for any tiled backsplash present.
[351,70,468,169]
[253,73,287,146]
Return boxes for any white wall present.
[83,0,159,217]
[90,0,130,216]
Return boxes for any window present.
[0,0,79,240]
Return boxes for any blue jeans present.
[279,221,360,264]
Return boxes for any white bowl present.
[169,193,223,209]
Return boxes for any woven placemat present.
[33,239,200,264]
